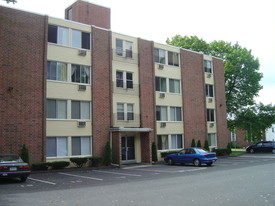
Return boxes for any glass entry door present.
[122,136,135,163]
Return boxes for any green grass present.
[230,150,246,156]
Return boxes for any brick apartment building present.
[0,0,230,165]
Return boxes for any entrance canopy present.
[109,127,153,132]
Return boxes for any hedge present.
[50,161,70,169]
[32,162,50,171]
[70,157,88,168]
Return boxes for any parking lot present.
[1,153,275,195]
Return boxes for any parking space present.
[1,154,275,194]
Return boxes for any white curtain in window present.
[161,107,168,121]
[81,137,91,155]
[57,100,67,119]
[81,102,90,119]
[72,30,81,48]
[58,27,68,46]
[57,137,68,157]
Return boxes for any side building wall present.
[0,7,47,163]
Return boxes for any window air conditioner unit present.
[77,121,86,127]
[159,93,165,98]
[207,73,212,78]
[78,50,87,56]
[210,122,214,127]
[160,122,166,127]
[158,64,164,69]
[78,85,87,91]
[208,97,213,103]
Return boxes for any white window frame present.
[207,109,216,122]
[46,136,68,158]
[169,78,181,94]
[71,136,92,156]
[71,101,91,120]
[116,39,133,58]
[46,99,67,119]
[204,60,213,74]
[117,103,134,121]
[47,61,67,82]
[206,84,214,97]
[208,133,217,147]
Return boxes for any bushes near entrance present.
[50,161,70,169]
[191,139,196,147]
[103,141,112,166]
[152,142,158,162]
[70,157,88,168]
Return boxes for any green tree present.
[167,35,262,116]
[197,140,202,148]
[151,142,158,162]
[232,103,275,142]
[3,0,17,3]
[103,141,112,166]
[21,144,29,164]
[204,140,210,151]
[191,139,196,147]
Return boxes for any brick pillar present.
[213,58,230,148]
[111,132,121,165]
[92,27,112,157]
[181,50,207,147]
[0,7,47,163]
[138,38,156,164]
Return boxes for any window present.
[157,135,168,150]
[155,77,167,92]
[170,107,182,121]
[72,136,91,156]
[204,60,212,73]
[169,79,180,94]
[46,137,68,157]
[72,30,90,49]
[47,61,67,81]
[116,71,123,88]
[207,109,215,122]
[116,39,133,58]
[66,8,72,20]
[208,133,217,147]
[156,106,168,121]
[171,134,183,149]
[206,84,214,97]
[126,72,133,89]
[117,103,134,121]
[48,25,68,46]
[154,48,166,64]
[47,99,67,119]
[71,64,90,84]
[168,51,179,66]
[71,101,90,119]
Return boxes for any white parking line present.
[28,177,56,185]
[93,170,142,177]
[58,172,103,181]
[177,167,207,173]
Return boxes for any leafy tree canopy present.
[166,35,263,116]
[228,103,275,141]
[3,0,16,3]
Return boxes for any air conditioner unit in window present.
[208,97,213,103]
[210,122,214,127]
[78,49,87,56]
[78,85,86,91]
[159,93,165,98]
[158,64,164,69]
[160,122,166,127]
[77,121,86,127]
[207,73,212,78]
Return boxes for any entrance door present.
[122,136,135,163]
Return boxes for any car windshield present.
[0,154,23,163]
[197,149,209,154]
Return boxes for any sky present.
[1,0,274,105]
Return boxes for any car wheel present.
[20,176,28,182]
[206,162,213,166]
[193,159,201,167]
[167,158,174,165]
[250,149,255,153]
[272,149,275,154]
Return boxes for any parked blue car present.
[164,148,218,166]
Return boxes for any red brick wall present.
[181,50,207,147]
[138,38,156,163]
[213,58,230,148]
[236,130,252,148]
[65,0,111,29]
[0,7,47,163]
[92,27,112,157]
[111,132,121,165]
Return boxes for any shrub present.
[89,157,103,167]
[161,150,181,158]
[197,140,202,148]
[32,162,50,171]
[191,139,196,147]
[50,161,70,170]
[227,143,232,154]
[204,140,210,151]
[229,141,241,148]
[21,144,29,164]
[213,149,231,156]
[103,141,112,166]
[70,157,88,168]
[152,142,158,162]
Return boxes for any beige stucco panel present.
[155,93,183,107]
[154,42,180,53]
[46,120,92,136]
[49,17,92,33]
[156,122,184,135]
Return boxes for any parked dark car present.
[164,148,218,166]
[0,154,31,182]
[246,141,275,154]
